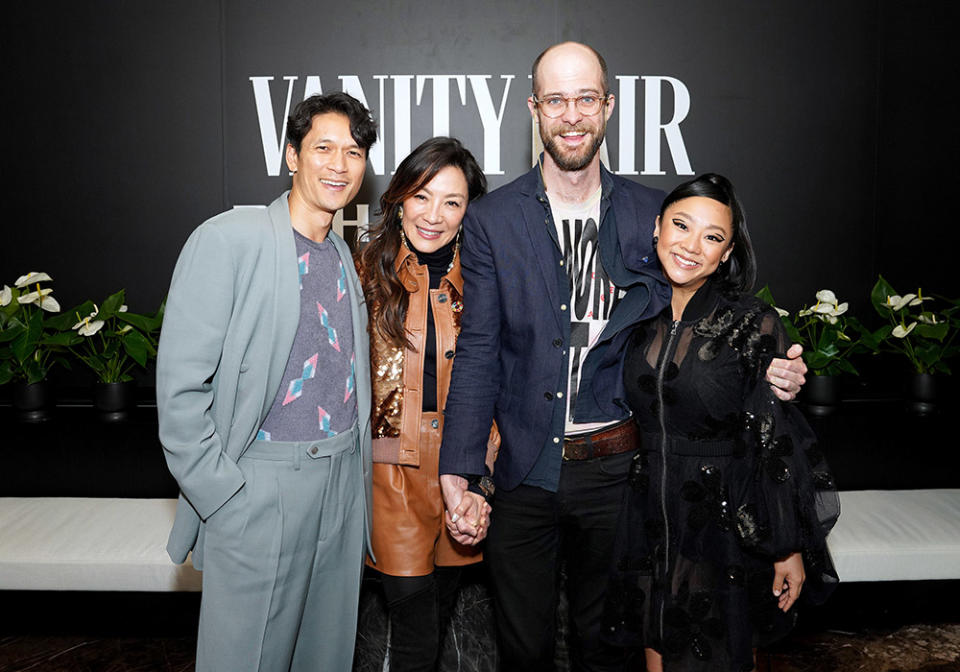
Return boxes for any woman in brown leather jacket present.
[356,137,496,670]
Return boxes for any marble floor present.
[1,579,958,672]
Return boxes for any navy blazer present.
[439,164,670,490]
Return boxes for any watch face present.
[479,476,495,497]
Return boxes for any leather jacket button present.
[437,294,448,303]
[553,338,562,348]
[431,418,440,429]
[444,350,455,359]
[544,392,554,400]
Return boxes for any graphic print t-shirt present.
[548,186,622,436]
[257,230,357,441]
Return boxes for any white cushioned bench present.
[0,497,201,591]
[827,489,960,582]
[3,491,957,591]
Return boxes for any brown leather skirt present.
[367,412,482,576]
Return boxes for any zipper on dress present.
[657,319,680,642]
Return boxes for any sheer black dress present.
[604,278,839,672]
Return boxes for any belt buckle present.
[561,436,591,461]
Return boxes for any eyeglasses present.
[532,93,610,118]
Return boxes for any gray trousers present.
[197,426,365,671]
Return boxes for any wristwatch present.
[464,474,495,500]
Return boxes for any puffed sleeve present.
[736,307,840,603]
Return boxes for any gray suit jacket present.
[157,191,372,567]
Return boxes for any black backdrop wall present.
[2,1,957,318]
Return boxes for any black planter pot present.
[802,374,840,417]
[906,373,937,415]
[93,381,137,420]
[13,380,53,422]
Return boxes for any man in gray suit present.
[157,92,377,671]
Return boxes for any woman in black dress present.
[605,174,839,672]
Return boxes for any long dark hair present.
[357,137,486,348]
[659,172,757,291]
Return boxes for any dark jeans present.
[485,450,634,672]
[380,567,462,672]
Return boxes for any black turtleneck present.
[409,237,456,412]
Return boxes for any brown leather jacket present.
[361,243,498,469]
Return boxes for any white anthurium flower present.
[0,285,11,306]
[815,289,837,304]
[797,308,813,317]
[918,313,938,325]
[825,315,839,325]
[884,295,908,310]
[892,322,917,338]
[118,324,133,334]
[119,305,128,312]
[14,272,53,288]
[73,307,105,337]
[774,307,789,318]
[79,319,105,336]
[18,286,60,312]
[834,302,849,316]
[885,294,929,311]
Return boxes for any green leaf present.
[833,358,859,376]
[0,325,23,343]
[915,322,949,341]
[804,351,833,370]
[755,285,777,306]
[816,328,839,352]
[98,290,126,319]
[45,301,96,331]
[782,320,803,346]
[870,275,898,317]
[915,342,940,368]
[102,340,121,358]
[24,358,45,384]
[43,332,81,347]
[11,311,43,362]
[123,329,151,367]
[85,356,107,374]
[116,312,155,333]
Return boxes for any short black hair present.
[286,92,378,154]
[660,173,757,291]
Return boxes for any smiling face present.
[285,111,367,221]
[400,164,469,253]
[528,43,614,172]
[655,196,734,295]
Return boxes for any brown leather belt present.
[562,419,639,461]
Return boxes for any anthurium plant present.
[866,275,959,374]
[0,272,78,385]
[757,286,865,376]
[68,289,164,383]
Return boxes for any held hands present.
[772,552,805,612]
[766,343,807,401]
[439,474,491,546]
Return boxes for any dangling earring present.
[449,226,463,272]
[652,235,659,246]
[397,205,412,250]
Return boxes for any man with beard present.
[438,42,807,670]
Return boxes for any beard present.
[541,120,606,172]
